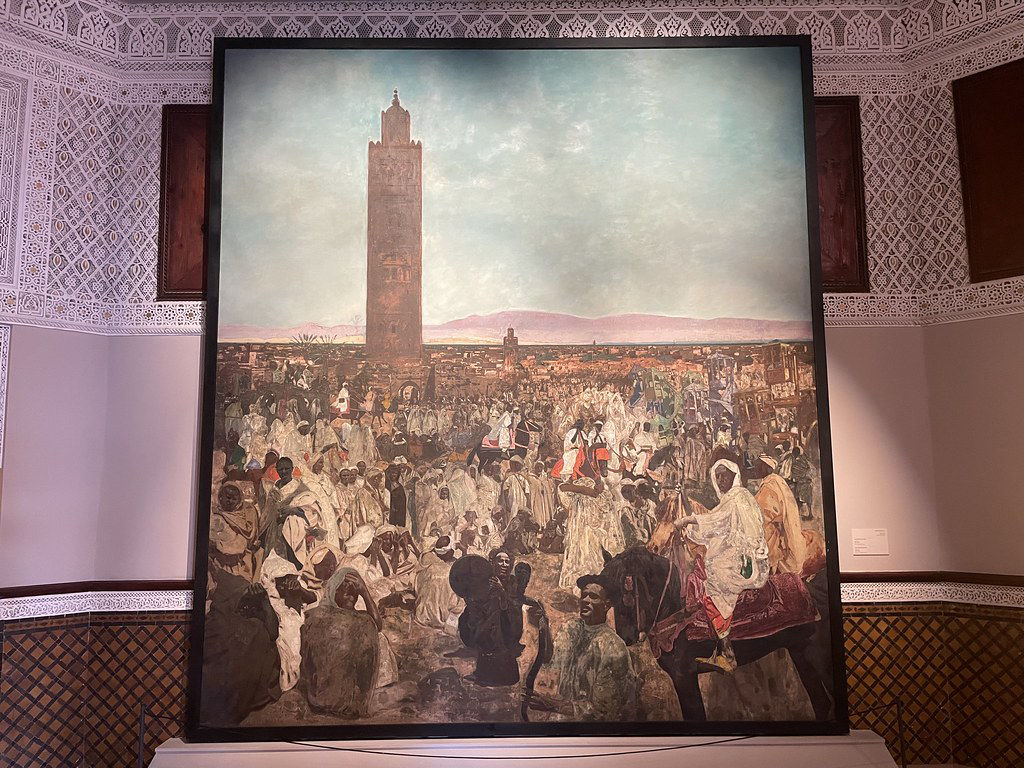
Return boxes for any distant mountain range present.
[219,310,811,345]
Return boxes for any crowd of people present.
[202,353,826,725]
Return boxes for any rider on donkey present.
[672,453,770,673]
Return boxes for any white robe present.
[686,460,770,618]
[333,386,350,414]
[475,474,500,517]
[352,480,387,529]
[422,408,439,436]
[414,553,464,634]
[485,411,514,449]
[446,468,479,518]
[438,407,454,433]
[418,494,458,544]
[334,484,357,542]
[267,418,287,455]
[336,553,392,612]
[347,425,380,466]
[501,472,530,518]
[455,516,502,556]
[305,472,343,550]
[632,431,657,476]
[244,433,269,468]
[527,473,556,528]
[260,552,320,693]
[407,406,424,436]
[239,411,268,454]
[559,427,586,481]
[281,428,310,467]
[313,422,339,453]
[559,490,612,592]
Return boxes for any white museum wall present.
[925,312,1024,577]
[825,325,945,573]
[93,334,202,581]
[0,325,109,586]
[0,323,971,585]
[0,329,202,586]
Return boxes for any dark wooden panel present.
[953,58,1024,283]
[814,97,869,293]
[157,104,209,301]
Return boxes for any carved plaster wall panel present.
[0,0,1022,333]
[0,588,193,620]
[0,69,29,288]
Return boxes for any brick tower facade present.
[366,90,423,360]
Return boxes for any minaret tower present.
[366,89,423,360]
[503,327,519,371]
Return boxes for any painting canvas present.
[189,37,847,741]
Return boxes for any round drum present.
[448,554,492,600]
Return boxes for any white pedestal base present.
[151,730,897,767]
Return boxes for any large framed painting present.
[189,36,847,742]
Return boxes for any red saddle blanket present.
[650,562,818,655]
[683,558,818,642]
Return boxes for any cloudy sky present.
[218,45,812,329]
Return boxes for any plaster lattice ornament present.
[0,0,1022,334]
[78,11,121,54]
[19,0,70,37]
[841,580,1024,609]
[0,71,30,287]
[127,20,168,59]
[176,19,215,58]
[892,7,935,50]
[0,588,194,620]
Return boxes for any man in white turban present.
[674,455,769,673]
[414,535,463,634]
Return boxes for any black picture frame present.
[188,34,848,743]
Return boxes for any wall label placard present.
[852,528,890,556]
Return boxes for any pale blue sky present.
[218,46,811,328]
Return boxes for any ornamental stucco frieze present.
[0,0,1022,334]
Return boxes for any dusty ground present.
[242,549,817,728]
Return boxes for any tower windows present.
[381,264,411,284]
